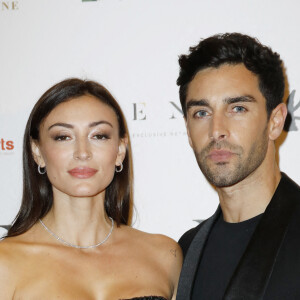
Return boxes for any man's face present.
[185,63,270,187]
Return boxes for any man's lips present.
[68,167,98,179]
[208,150,235,163]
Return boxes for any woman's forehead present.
[41,95,119,129]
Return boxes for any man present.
[176,33,300,300]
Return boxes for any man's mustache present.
[201,140,244,155]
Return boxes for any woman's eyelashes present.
[51,132,111,142]
[91,133,110,140]
[53,134,71,141]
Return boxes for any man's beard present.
[194,127,269,188]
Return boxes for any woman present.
[0,78,182,299]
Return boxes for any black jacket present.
[177,173,300,300]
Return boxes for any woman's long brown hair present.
[7,78,133,237]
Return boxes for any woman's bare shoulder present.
[0,235,26,267]
[0,237,21,298]
[119,226,183,275]
[0,236,20,259]
[122,226,183,298]
[121,225,181,250]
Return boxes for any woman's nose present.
[73,138,92,160]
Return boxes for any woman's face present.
[31,95,126,198]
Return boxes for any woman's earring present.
[115,162,123,173]
[38,165,46,175]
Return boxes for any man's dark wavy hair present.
[177,33,284,117]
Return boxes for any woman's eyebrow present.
[89,121,113,128]
[48,120,113,131]
[48,122,73,130]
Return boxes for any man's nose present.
[209,112,229,141]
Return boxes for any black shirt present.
[192,213,262,300]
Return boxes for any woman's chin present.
[53,184,105,199]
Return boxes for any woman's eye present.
[233,106,246,113]
[54,135,70,141]
[93,134,109,140]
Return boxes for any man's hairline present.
[181,62,277,120]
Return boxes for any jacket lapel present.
[176,207,221,300]
[224,173,300,300]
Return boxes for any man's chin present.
[201,168,241,188]
[207,177,237,188]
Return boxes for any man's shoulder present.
[280,172,300,195]
[281,172,300,190]
[278,172,300,209]
[178,221,206,257]
[280,173,300,226]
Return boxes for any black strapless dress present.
[121,297,167,300]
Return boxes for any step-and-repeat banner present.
[1,0,300,240]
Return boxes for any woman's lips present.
[68,167,98,179]
[208,150,235,163]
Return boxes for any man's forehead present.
[186,64,263,105]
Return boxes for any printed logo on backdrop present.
[1,1,19,10]
[131,101,187,139]
[284,90,300,132]
[133,102,182,120]
[0,138,14,154]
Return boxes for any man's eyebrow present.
[186,95,257,111]
[224,95,257,104]
[186,99,210,110]
[48,120,113,131]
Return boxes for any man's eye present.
[194,110,209,118]
[233,106,246,113]
[54,135,70,141]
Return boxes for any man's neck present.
[217,165,281,223]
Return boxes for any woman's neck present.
[40,187,113,248]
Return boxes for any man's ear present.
[116,136,128,166]
[268,103,287,141]
[31,139,45,167]
[185,117,194,148]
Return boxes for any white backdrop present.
[1,0,300,240]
